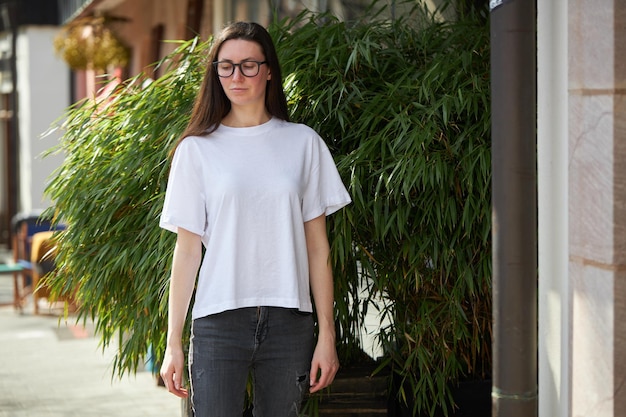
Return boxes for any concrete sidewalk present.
[0,278,182,417]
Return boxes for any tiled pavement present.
[0,273,182,417]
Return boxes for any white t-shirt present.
[160,118,351,319]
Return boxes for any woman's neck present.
[222,108,271,128]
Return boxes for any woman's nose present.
[232,66,245,80]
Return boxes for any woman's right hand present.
[160,344,189,398]
[161,228,202,399]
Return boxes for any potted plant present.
[44,2,491,416]
[273,4,491,415]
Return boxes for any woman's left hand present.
[309,334,340,393]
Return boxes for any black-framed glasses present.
[213,60,267,78]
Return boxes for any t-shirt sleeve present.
[302,136,352,222]
[159,138,206,235]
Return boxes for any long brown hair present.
[172,22,289,153]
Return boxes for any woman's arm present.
[305,214,340,393]
[160,227,202,398]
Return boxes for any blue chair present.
[11,211,65,312]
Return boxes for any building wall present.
[539,1,626,416]
[15,26,69,212]
[568,1,626,415]
[70,0,386,99]
[108,0,190,75]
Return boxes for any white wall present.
[16,26,69,212]
[537,1,569,417]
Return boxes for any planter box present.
[389,379,492,417]
[316,362,389,417]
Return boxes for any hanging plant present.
[54,15,130,71]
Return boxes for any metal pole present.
[490,0,538,416]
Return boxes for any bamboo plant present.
[273,5,491,415]
[44,37,208,375]
[44,2,491,416]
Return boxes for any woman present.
[159,21,351,417]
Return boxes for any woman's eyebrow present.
[216,56,261,62]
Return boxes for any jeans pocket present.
[289,308,313,317]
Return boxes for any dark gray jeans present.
[189,306,315,417]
